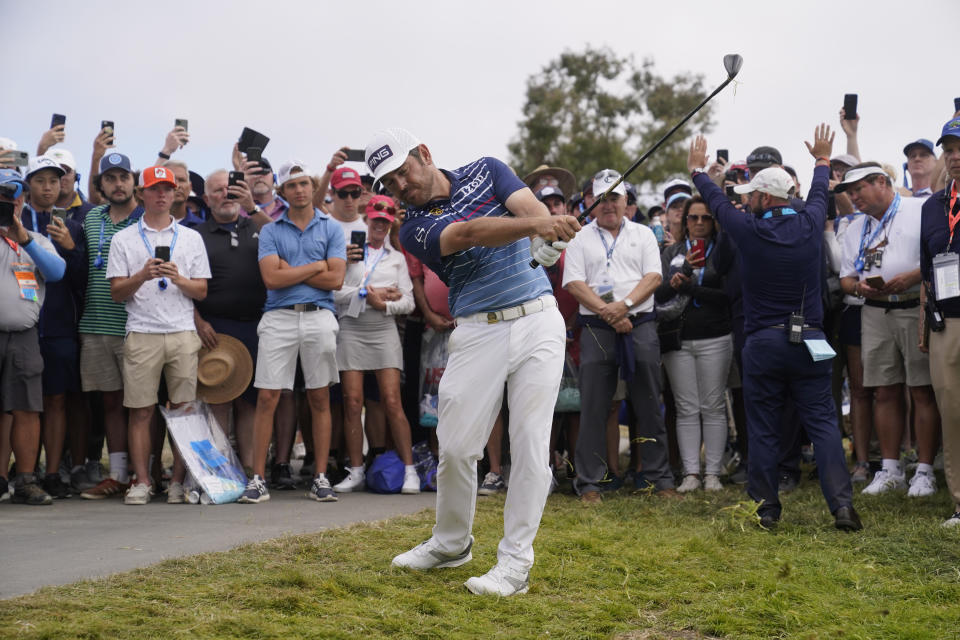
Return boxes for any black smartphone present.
[101,120,114,133]
[51,113,66,128]
[843,94,858,120]
[345,149,366,162]
[717,149,729,164]
[51,208,67,224]
[954,97,960,113]
[0,201,14,227]
[238,127,270,153]
[726,185,739,201]
[246,147,262,163]
[350,230,366,247]
[175,118,188,131]
[228,171,244,199]
[154,245,170,262]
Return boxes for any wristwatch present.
[250,206,263,216]
[623,297,634,308]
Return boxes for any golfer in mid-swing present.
[365,128,580,596]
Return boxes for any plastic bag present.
[419,328,450,427]
[161,401,247,504]
[367,450,405,494]
[412,441,437,491]
[554,351,581,413]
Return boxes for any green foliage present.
[508,46,715,196]
[3,476,960,639]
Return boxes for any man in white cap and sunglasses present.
[366,128,580,596]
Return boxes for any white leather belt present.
[456,295,557,325]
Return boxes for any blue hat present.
[99,152,132,174]
[0,168,27,199]
[902,138,934,157]
[936,118,960,147]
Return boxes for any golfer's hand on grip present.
[529,215,581,267]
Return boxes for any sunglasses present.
[688,214,713,222]
[336,189,362,199]
[370,201,396,215]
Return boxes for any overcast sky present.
[3,0,956,201]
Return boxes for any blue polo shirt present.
[693,165,831,335]
[399,156,552,317]
[257,208,346,312]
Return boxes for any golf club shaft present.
[529,67,739,268]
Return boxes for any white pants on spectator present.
[663,334,733,477]
[433,306,564,571]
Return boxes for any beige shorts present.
[861,305,931,388]
[122,331,202,408]
[254,309,339,390]
[80,333,125,392]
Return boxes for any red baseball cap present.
[331,167,362,191]
[364,195,396,223]
[141,165,177,188]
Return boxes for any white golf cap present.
[592,169,627,198]
[733,167,796,199]
[365,128,420,183]
[0,137,17,150]
[833,166,888,193]
[25,154,66,181]
[277,160,313,187]
[47,148,76,172]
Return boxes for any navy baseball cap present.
[746,146,782,170]
[936,118,960,146]
[99,152,132,174]
[535,185,565,202]
[903,138,935,157]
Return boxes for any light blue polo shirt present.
[399,156,552,317]
[257,208,346,312]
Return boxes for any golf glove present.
[530,237,567,267]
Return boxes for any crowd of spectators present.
[2,104,959,530]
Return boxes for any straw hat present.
[523,165,577,200]
[196,334,253,404]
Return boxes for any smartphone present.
[0,201,14,227]
[175,118,188,131]
[345,149,366,162]
[51,208,67,224]
[51,113,66,128]
[725,185,739,201]
[11,150,29,167]
[154,245,170,262]
[954,97,960,113]
[238,127,269,153]
[843,94,858,120]
[101,120,114,134]
[228,171,244,199]
[246,147,262,164]
[350,230,366,247]
[865,275,885,289]
[716,149,729,164]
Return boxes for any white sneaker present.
[703,475,723,492]
[333,467,365,493]
[392,536,473,570]
[677,475,701,493]
[166,481,185,504]
[942,512,960,528]
[861,468,907,495]
[124,482,153,505]
[401,466,421,494]
[464,562,530,596]
[907,470,937,497]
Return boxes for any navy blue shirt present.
[20,205,88,338]
[693,165,831,335]
[920,186,960,318]
[399,157,552,317]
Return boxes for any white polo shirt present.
[839,196,923,293]
[106,216,211,333]
[562,219,661,314]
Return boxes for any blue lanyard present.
[855,194,900,273]
[358,244,387,298]
[595,220,624,267]
[94,216,107,268]
[685,238,714,307]
[138,216,178,290]
[28,206,49,239]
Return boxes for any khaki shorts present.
[861,305,931,387]
[122,331,202,408]
[80,333,125,392]
[255,309,339,390]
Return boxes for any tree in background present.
[508,46,715,199]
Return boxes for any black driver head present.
[723,54,743,78]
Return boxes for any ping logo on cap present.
[108,153,122,165]
[154,167,168,179]
[367,145,393,172]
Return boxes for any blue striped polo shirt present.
[399,156,552,317]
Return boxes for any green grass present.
[2,475,959,640]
